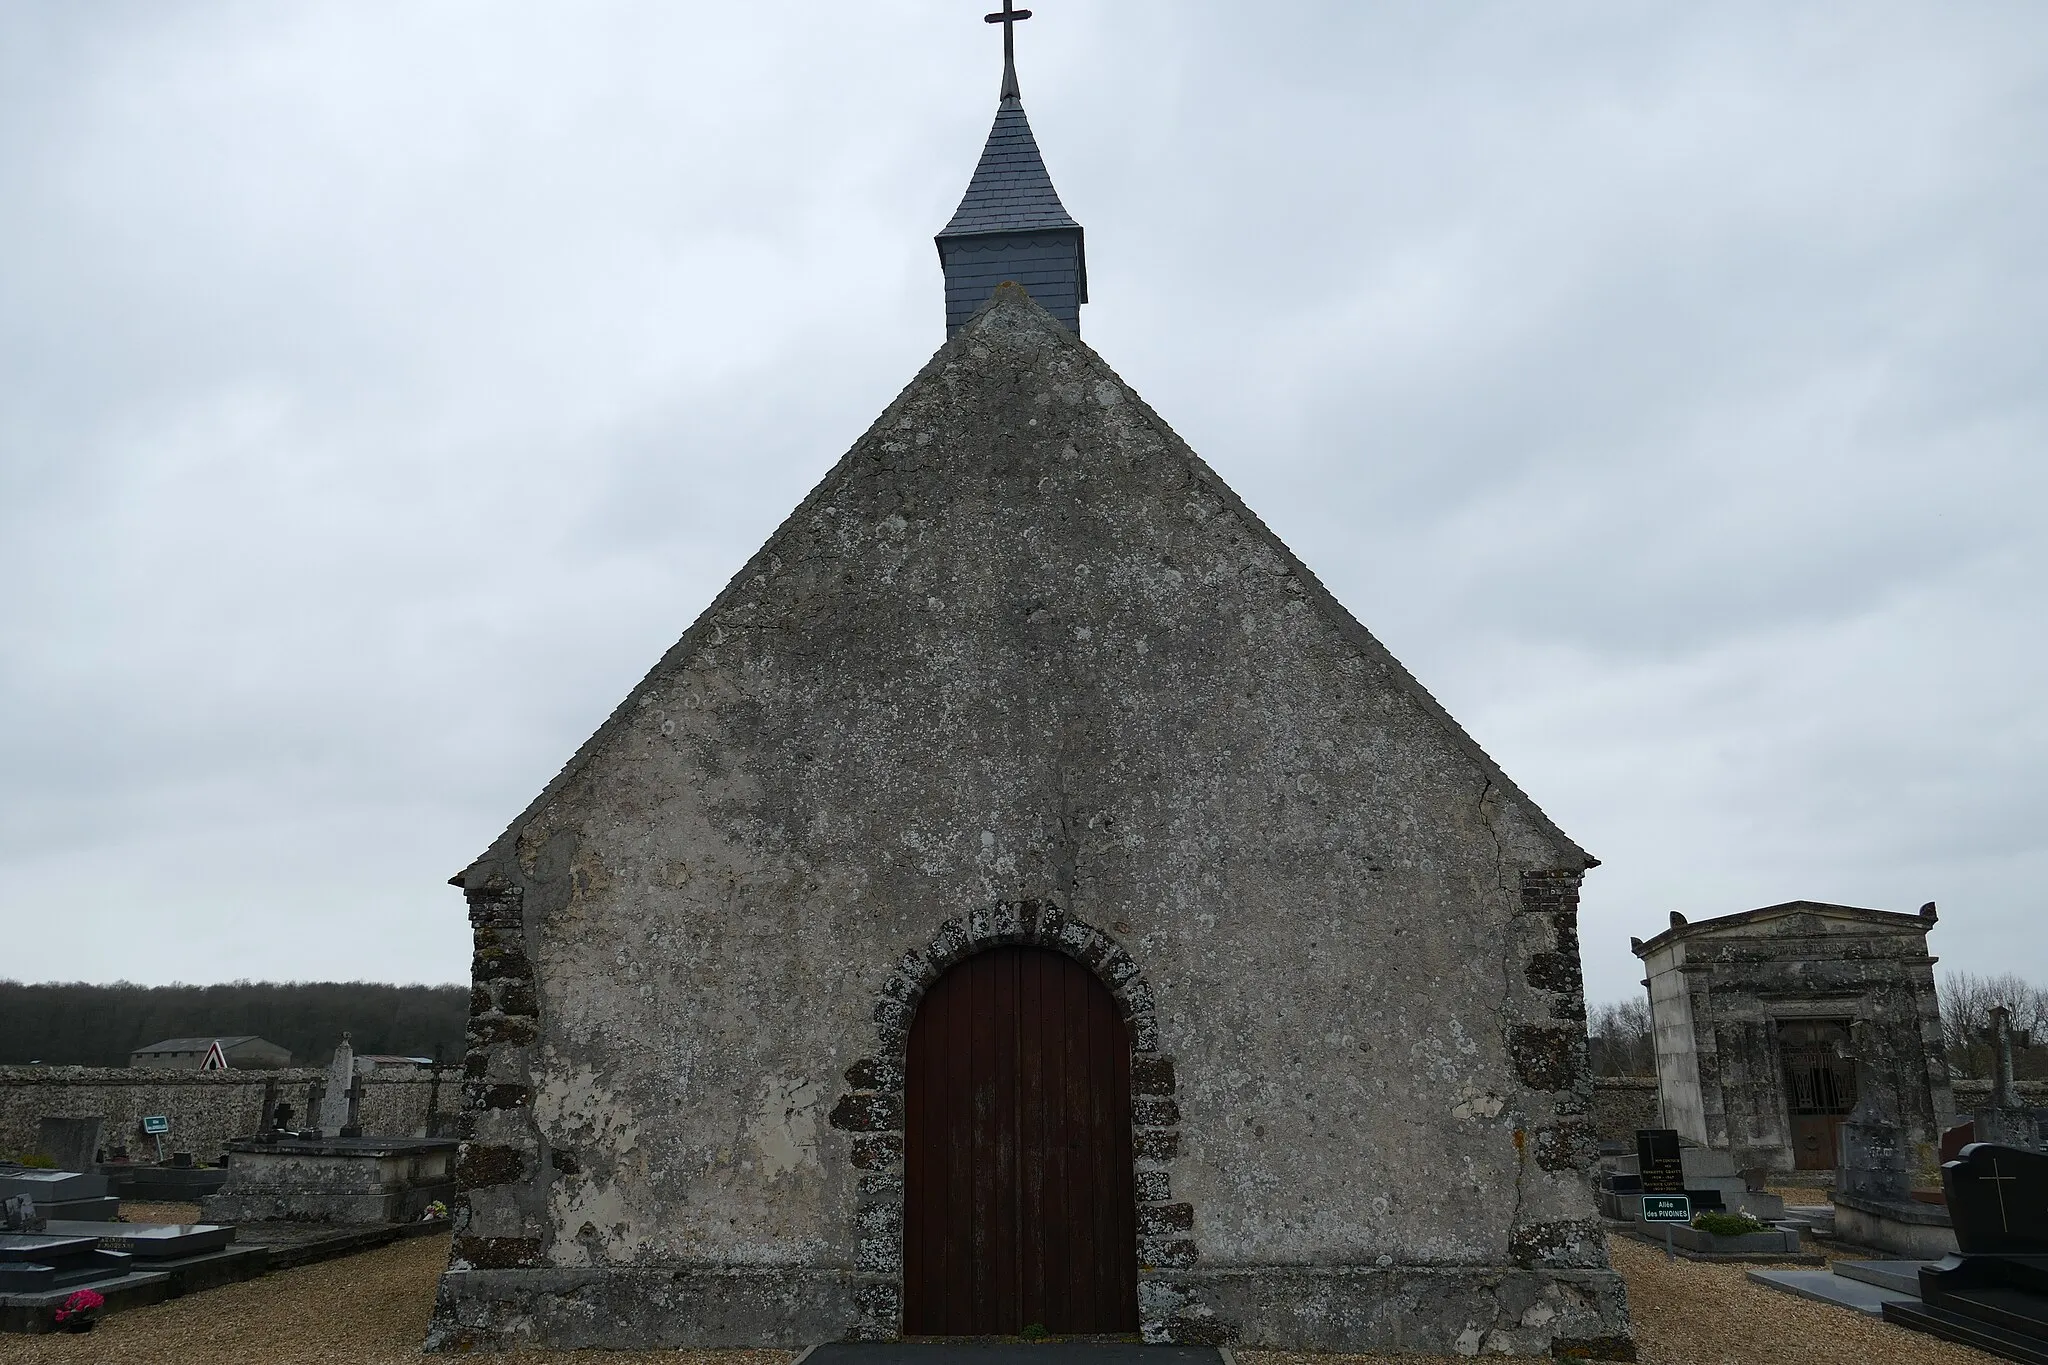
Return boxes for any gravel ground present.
[0,1230,2005,1364]
[118,1201,205,1224]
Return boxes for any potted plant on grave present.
[53,1289,104,1333]
[1692,1210,1768,1237]
[1666,1207,1801,1255]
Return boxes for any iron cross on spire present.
[985,0,1033,102]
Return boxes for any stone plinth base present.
[425,1264,1634,1359]
[201,1135,455,1225]
[1832,1193,1958,1260]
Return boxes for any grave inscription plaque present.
[1637,1128,1685,1195]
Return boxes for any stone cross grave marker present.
[340,1070,366,1138]
[320,1034,355,1133]
[1983,1004,2033,1108]
[1976,1004,2041,1151]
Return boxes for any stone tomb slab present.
[202,1135,456,1225]
[1747,1268,1916,1317]
[42,1220,234,1259]
[0,1170,108,1203]
[1833,1259,1937,1295]
[0,1234,134,1292]
[0,1268,173,1335]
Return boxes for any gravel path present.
[0,1233,789,1365]
[0,1231,2007,1364]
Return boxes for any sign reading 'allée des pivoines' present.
[1640,1195,1693,1224]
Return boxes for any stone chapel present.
[428,19,1630,1359]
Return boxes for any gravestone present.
[2,1195,44,1233]
[339,1070,366,1139]
[1942,1142,2048,1256]
[1882,1143,2048,1354]
[319,1035,355,1134]
[1974,1005,2041,1153]
[1835,1020,1914,1205]
[36,1117,102,1176]
[43,1220,234,1259]
[1637,1129,1685,1194]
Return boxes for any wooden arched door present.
[903,946,1138,1335]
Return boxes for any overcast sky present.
[3,3,2043,1008]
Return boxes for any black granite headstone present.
[1636,1128,1684,1195]
[1943,1142,2048,1256]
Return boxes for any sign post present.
[1641,1194,1692,1259]
[141,1115,170,1164]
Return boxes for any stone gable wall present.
[427,292,1627,1356]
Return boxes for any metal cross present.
[985,0,1033,101]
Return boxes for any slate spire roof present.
[932,98,1088,335]
[938,98,1081,239]
[934,12,1087,336]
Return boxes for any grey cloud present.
[1,3,2042,1000]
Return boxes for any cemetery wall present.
[0,1065,460,1159]
[1954,1079,2048,1109]
[1591,1076,1660,1142]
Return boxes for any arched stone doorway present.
[902,945,1139,1335]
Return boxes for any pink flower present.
[54,1289,104,1322]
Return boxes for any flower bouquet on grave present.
[421,1200,450,1222]
[53,1288,104,1333]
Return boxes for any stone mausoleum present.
[1633,899,1954,1175]
[428,19,1630,1358]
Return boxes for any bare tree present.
[1939,972,2048,1079]
[1588,997,1656,1078]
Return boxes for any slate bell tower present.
[937,2,1087,336]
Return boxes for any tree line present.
[0,980,469,1068]
[1589,971,2048,1080]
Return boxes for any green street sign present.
[141,1115,170,1135]
[1641,1194,1692,1223]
